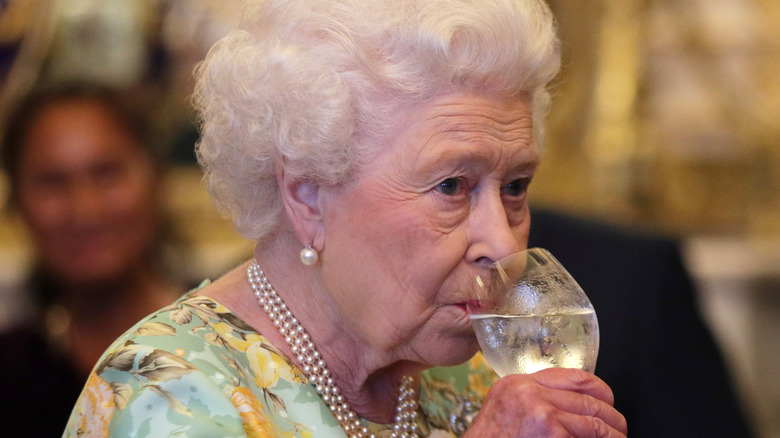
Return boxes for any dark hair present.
[0,82,160,206]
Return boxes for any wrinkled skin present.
[466,368,627,437]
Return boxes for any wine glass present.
[468,248,599,377]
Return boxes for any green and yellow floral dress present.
[63,285,497,437]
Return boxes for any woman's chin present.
[423,335,481,368]
[412,305,480,366]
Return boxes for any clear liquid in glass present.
[471,310,599,377]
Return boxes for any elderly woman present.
[64,0,627,436]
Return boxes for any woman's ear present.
[277,162,325,250]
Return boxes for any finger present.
[526,368,615,405]
[547,391,628,435]
[555,410,628,438]
[490,373,626,434]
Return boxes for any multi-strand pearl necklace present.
[247,261,420,438]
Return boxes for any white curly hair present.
[193,0,560,242]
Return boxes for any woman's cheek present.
[426,198,471,234]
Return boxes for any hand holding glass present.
[469,248,599,377]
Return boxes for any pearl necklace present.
[247,261,420,438]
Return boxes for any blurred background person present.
[0,83,185,437]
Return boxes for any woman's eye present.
[436,178,461,196]
[502,178,530,197]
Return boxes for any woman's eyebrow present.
[412,146,540,177]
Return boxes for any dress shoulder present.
[63,291,343,437]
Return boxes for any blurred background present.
[0,0,778,436]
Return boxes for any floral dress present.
[62,284,497,437]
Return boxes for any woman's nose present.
[466,192,523,266]
[69,181,105,224]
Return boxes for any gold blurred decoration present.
[538,0,646,223]
[535,0,780,238]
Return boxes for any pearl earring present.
[300,244,319,266]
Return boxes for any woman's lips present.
[454,301,483,317]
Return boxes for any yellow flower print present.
[207,300,232,314]
[231,387,275,438]
[246,342,296,389]
[74,373,115,437]
[282,431,313,438]
[469,351,491,370]
[245,332,263,343]
[210,322,256,352]
[468,352,497,396]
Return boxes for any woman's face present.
[16,99,160,287]
[319,92,539,367]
